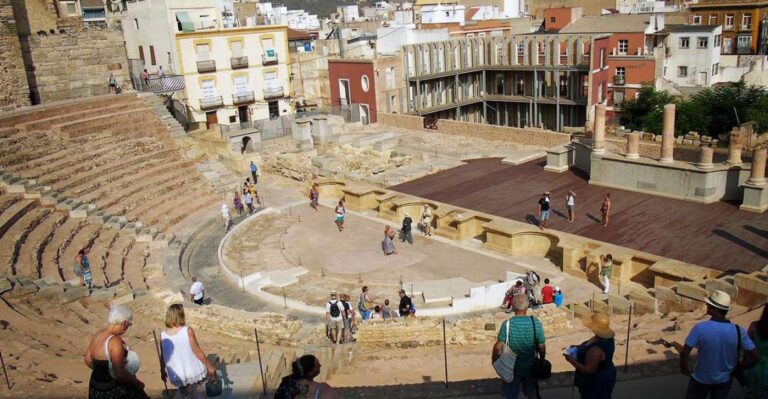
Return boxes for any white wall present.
[376,25,450,56]
[503,0,524,18]
[420,4,465,24]
[664,26,722,87]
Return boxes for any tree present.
[619,85,674,134]
[748,94,768,135]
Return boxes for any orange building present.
[689,0,768,55]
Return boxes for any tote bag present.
[493,320,518,383]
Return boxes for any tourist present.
[84,304,149,399]
[244,177,252,191]
[245,191,254,214]
[541,278,554,305]
[564,312,617,399]
[108,73,117,95]
[680,290,759,399]
[344,293,358,334]
[600,194,611,227]
[382,225,397,255]
[334,200,345,231]
[340,294,354,343]
[566,191,576,222]
[492,295,546,399]
[249,161,258,184]
[189,276,205,305]
[382,299,396,320]
[274,355,342,399]
[371,306,384,320]
[421,204,433,236]
[309,183,319,211]
[221,203,231,232]
[746,304,768,398]
[160,304,217,398]
[537,192,551,229]
[248,184,261,206]
[554,287,564,308]
[141,69,150,86]
[233,192,243,216]
[74,249,87,287]
[157,66,165,79]
[358,286,372,321]
[398,289,413,317]
[401,213,413,244]
[326,291,343,344]
[599,254,613,294]
[525,270,541,305]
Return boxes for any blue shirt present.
[554,292,563,307]
[250,163,257,172]
[685,319,755,384]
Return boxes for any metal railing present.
[197,60,216,73]
[200,96,223,109]
[137,75,185,93]
[220,104,364,137]
[232,91,255,104]
[262,52,278,65]
[263,86,284,99]
[231,56,249,69]
[613,75,626,86]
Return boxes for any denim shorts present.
[540,210,550,220]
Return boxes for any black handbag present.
[531,316,552,380]
[205,373,222,397]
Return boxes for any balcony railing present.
[262,51,278,65]
[197,60,216,73]
[230,56,248,69]
[263,86,284,99]
[613,75,626,86]
[232,91,255,104]
[200,96,223,110]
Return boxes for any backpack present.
[528,271,540,286]
[341,301,351,318]
[328,300,341,318]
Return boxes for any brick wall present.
[378,113,572,148]
[0,0,29,107]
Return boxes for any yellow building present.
[176,25,291,129]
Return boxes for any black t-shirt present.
[538,198,550,211]
[399,295,413,316]
[402,216,413,231]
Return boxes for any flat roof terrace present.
[390,158,768,273]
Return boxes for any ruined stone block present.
[0,276,12,294]
[569,302,591,319]
[629,289,657,315]
[12,276,38,296]
[704,278,738,301]
[60,286,90,304]
[87,288,116,302]
[676,282,708,301]
[36,284,64,299]
[608,294,632,314]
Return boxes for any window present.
[693,15,701,25]
[196,44,210,61]
[149,46,156,65]
[714,34,721,48]
[361,75,370,92]
[230,41,243,57]
[517,43,525,57]
[678,66,688,77]
[134,18,139,30]
[233,75,248,94]
[201,79,216,99]
[599,48,605,68]
[738,35,752,50]
[550,17,556,23]
[709,15,717,25]
[723,37,733,54]
[385,67,395,89]
[712,63,719,76]
[138,46,144,62]
[618,40,628,55]
[445,11,449,17]
[725,14,734,29]
[679,37,690,49]
[697,37,708,48]
[65,3,77,15]
[496,44,503,64]
[743,14,752,30]
[616,67,626,77]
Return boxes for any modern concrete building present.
[401,33,612,131]
[661,24,724,87]
[689,0,768,55]
[176,25,291,128]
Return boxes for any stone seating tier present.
[0,94,141,128]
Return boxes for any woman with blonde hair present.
[160,304,217,398]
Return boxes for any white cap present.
[555,286,561,292]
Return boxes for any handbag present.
[493,319,518,383]
[530,316,552,380]
[205,372,222,397]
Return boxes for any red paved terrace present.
[390,158,768,273]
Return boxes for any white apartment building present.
[618,1,680,14]
[420,3,465,24]
[176,25,291,128]
[337,5,361,22]
[376,25,450,55]
[663,24,724,87]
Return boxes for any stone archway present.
[241,136,255,154]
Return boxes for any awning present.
[80,0,105,9]
[176,11,195,32]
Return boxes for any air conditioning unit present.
[107,0,125,13]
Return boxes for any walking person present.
[309,183,319,211]
[108,73,117,95]
[244,191,254,214]
[492,295,547,399]
[599,254,613,294]
[340,293,355,343]
[680,290,759,399]
[566,191,576,222]
[233,192,243,216]
[382,225,398,255]
[157,66,165,79]
[600,194,611,227]
[334,200,345,231]
[537,192,551,229]
[564,312,617,399]
[274,355,343,399]
[160,304,218,398]
[141,69,150,87]
[401,213,413,244]
[745,304,768,398]
[398,289,413,318]
[553,287,564,308]
[221,203,231,232]
[75,248,93,289]
[84,304,149,399]
[189,276,205,305]
[358,286,373,321]
[421,204,433,236]
[249,161,258,184]
[326,291,343,344]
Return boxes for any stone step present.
[55,197,81,212]
[70,203,97,219]
[136,227,159,242]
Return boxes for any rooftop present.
[664,24,720,33]
[560,14,651,34]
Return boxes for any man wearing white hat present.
[680,290,760,399]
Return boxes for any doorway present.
[360,104,370,125]
[338,79,351,105]
[205,111,218,129]
[241,136,253,154]
[268,101,279,119]
[238,106,249,124]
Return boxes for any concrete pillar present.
[698,146,714,169]
[728,129,743,166]
[747,146,767,186]
[660,103,676,163]
[625,132,639,159]
[593,104,606,153]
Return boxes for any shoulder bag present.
[531,316,552,380]
[493,320,517,383]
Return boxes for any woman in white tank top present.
[160,304,217,398]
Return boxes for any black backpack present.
[329,300,341,318]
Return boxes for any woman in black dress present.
[564,312,617,399]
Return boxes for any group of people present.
[382,205,434,256]
[228,167,262,231]
[325,287,416,345]
[502,272,564,312]
[536,191,612,229]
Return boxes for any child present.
[554,287,564,307]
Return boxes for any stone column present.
[593,104,606,153]
[625,132,639,159]
[659,103,675,163]
[747,146,767,186]
[698,146,714,169]
[728,129,743,166]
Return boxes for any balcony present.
[262,50,278,65]
[263,86,284,99]
[613,75,626,86]
[197,60,216,73]
[200,96,223,110]
[230,56,249,69]
[232,91,255,104]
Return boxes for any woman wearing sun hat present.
[564,312,617,399]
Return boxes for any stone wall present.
[605,137,730,163]
[22,28,129,103]
[378,113,571,148]
[0,0,29,107]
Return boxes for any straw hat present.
[704,290,731,311]
[583,313,615,339]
